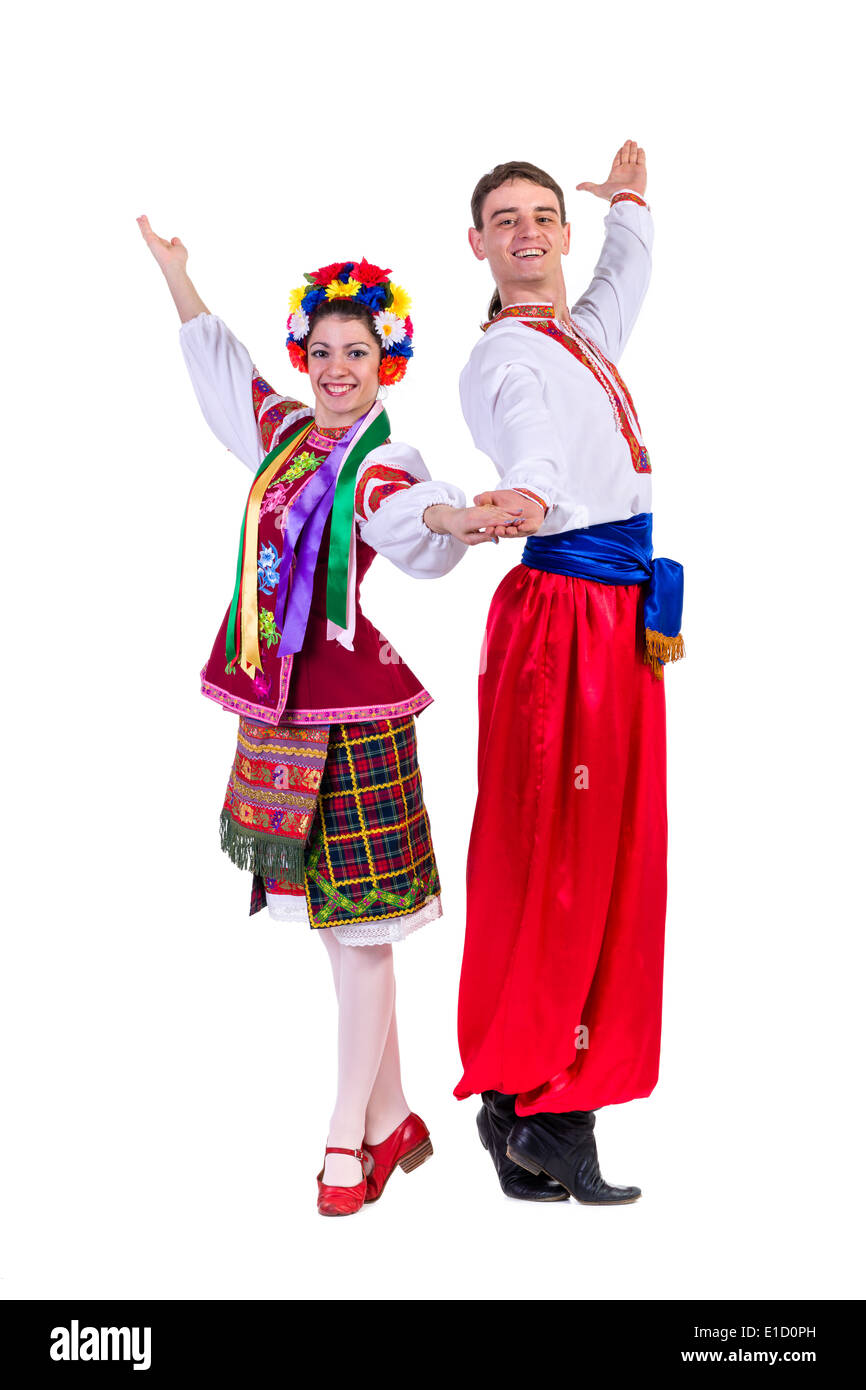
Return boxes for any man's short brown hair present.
[470,160,567,231]
[470,161,567,318]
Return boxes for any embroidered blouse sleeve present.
[570,190,654,363]
[355,441,467,579]
[178,313,311,472]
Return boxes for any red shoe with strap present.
[363,1113,433,1203]
[316,1147,368,1217]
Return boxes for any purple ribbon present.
[274,417,364,656]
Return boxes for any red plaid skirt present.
[249,716,441,929]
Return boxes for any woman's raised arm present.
[137,214,209,322]
[138,212,267,469]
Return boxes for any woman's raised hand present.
[137,214,189,276]
[136,214,209,322]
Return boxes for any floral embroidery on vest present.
[258,540,280,593]
[276,449,325,485]
[259,609,280,649]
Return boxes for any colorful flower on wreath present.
[389,284,411,319]
[379,355,409,385]
[309,261,351,287]
[258,609,280,649]
[326,276,361,300]
[389,335,414,359]
[288,308,309,339]
[288,285,306,313]
[287,340,308,373]
[258,540,280,594]
[355,281,388,311]
[351,258,391,286]
[373,310,407,347]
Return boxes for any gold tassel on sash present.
[644,628,685,680]
[239,423,314,677]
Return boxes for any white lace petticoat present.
[264,890,442,945]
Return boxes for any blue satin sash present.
[522,513,684,669]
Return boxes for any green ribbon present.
[326,408,391,629]
[224,407,392,669]
[224,418,312,669]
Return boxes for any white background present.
[2,0,863,1301]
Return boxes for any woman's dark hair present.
[470,160,567,320]
[307,297,381,357]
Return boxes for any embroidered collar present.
[482,304,591,350]
[308,423,352,446]
[482,303,556,331]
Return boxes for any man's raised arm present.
[570,140,654,363]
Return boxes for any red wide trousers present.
[454,564,668,1114]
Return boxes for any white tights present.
[319,930,411,1186]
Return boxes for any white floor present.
[2,863,860,1302]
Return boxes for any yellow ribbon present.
[238,423,314,676]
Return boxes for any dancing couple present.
[138,138,682,1216]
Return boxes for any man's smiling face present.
[468,178,570,301]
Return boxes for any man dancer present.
[454,142,683,1204]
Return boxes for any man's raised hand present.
[576,140,647,201]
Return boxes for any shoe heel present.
[398,1136,433,1173]
[506,1145,543,1176]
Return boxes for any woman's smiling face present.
[306,313,381,426]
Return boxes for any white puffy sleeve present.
[355,441,467,579]
[178,312,311,472]
[460,328,570,520]
[570,191,654,362]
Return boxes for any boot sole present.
[480,1113,569,1202]
[506,1145,642,1205]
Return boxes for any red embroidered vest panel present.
[200,426,430,726]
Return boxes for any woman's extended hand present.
[473,489,545,538]
[137,214,189,276]
[576,139,647,201]
[423,503,522,545]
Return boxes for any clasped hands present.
[423,489,545,546]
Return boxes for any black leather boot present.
[507,1109,641,1205]
[477,1092,569,1202]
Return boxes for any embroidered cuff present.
[503,479,553,512]
[610,190,648,209]
[512,487,549,515]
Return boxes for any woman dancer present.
[138,217,517,1215]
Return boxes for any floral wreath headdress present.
[285,259,414,385]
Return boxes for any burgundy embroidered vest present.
[200,425,430,726]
